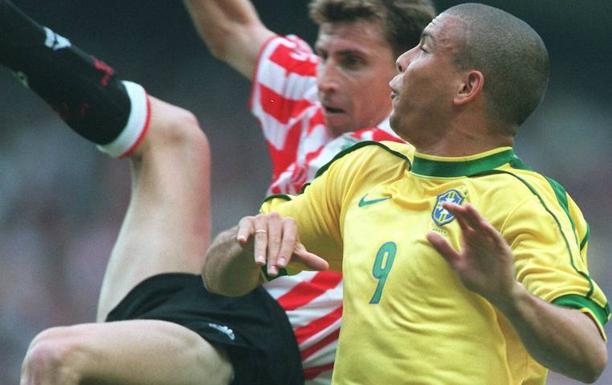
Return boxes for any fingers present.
[462,204,506,246]
[253,214,270,266]
[294,243,329,271]
[236,216,268,265]
[277,219,298,268]
[443,202,475,232]
[443,202,472,233]
[235,213,308,277]
[444,203,489,232]
[267,214,283,266]
[444,203,501,243]
[426,231,460,266]
[236,216,255,243]
[261,213,290,276]
[438,203,512,267]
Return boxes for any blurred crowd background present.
[1,1,610,384]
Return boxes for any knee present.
[22,326,86,385]
[136,97,210,161]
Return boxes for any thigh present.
[106,273,305,385]
[27,320,233,385]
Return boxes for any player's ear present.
[454,70,484,106]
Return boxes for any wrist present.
[491,281,530,316]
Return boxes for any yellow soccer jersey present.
[262,141,609,385]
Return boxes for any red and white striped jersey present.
[264,271,342,385]
[251,35,402,385]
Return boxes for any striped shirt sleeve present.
[250,35,321,179]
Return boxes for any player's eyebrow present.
[315,44,370,57]
[336,48,369,58]
[420,32,435,48]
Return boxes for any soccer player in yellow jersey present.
[203,3,609,385]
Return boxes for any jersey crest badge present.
[432,189,464,226]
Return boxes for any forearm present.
[202,226,261,296]
[183,0,273,77]
[184,0,257,47]
[429,203,607,382]
[496,284,607,383]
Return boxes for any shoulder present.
[478,160,585,238]
[498,163,574,211]
[314,140,414,179]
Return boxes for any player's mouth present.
[323,105,345,115]
[390,88,399,101]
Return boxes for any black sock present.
[0,0,146,151]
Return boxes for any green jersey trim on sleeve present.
[544,177,579,243]
[553,294,610,326]
[580,224,590,252]
[262,194,293,204]
[507,158,587,252]
[260,266,288,282]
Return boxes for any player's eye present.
[316,49,328,61]
[340,55,365,70]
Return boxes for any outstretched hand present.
[236,213,329,277]
[427,203,518,307]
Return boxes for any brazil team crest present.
[432,189,464,226]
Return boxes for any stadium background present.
[0,1,610,383]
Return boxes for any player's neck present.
[416,122,514,158]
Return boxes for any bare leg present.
[18,97,233,385]
[0,0,211,322]
[96,96,211,321]
[2,4,231,383]
[20,320,232,385]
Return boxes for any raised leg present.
[96,96,211,321]
[20,320,232,385]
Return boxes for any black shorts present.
[106,273,304,385]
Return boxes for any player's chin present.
[389,111,401,132]
[324,114,353,137]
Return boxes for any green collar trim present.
[411,147,516,177]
